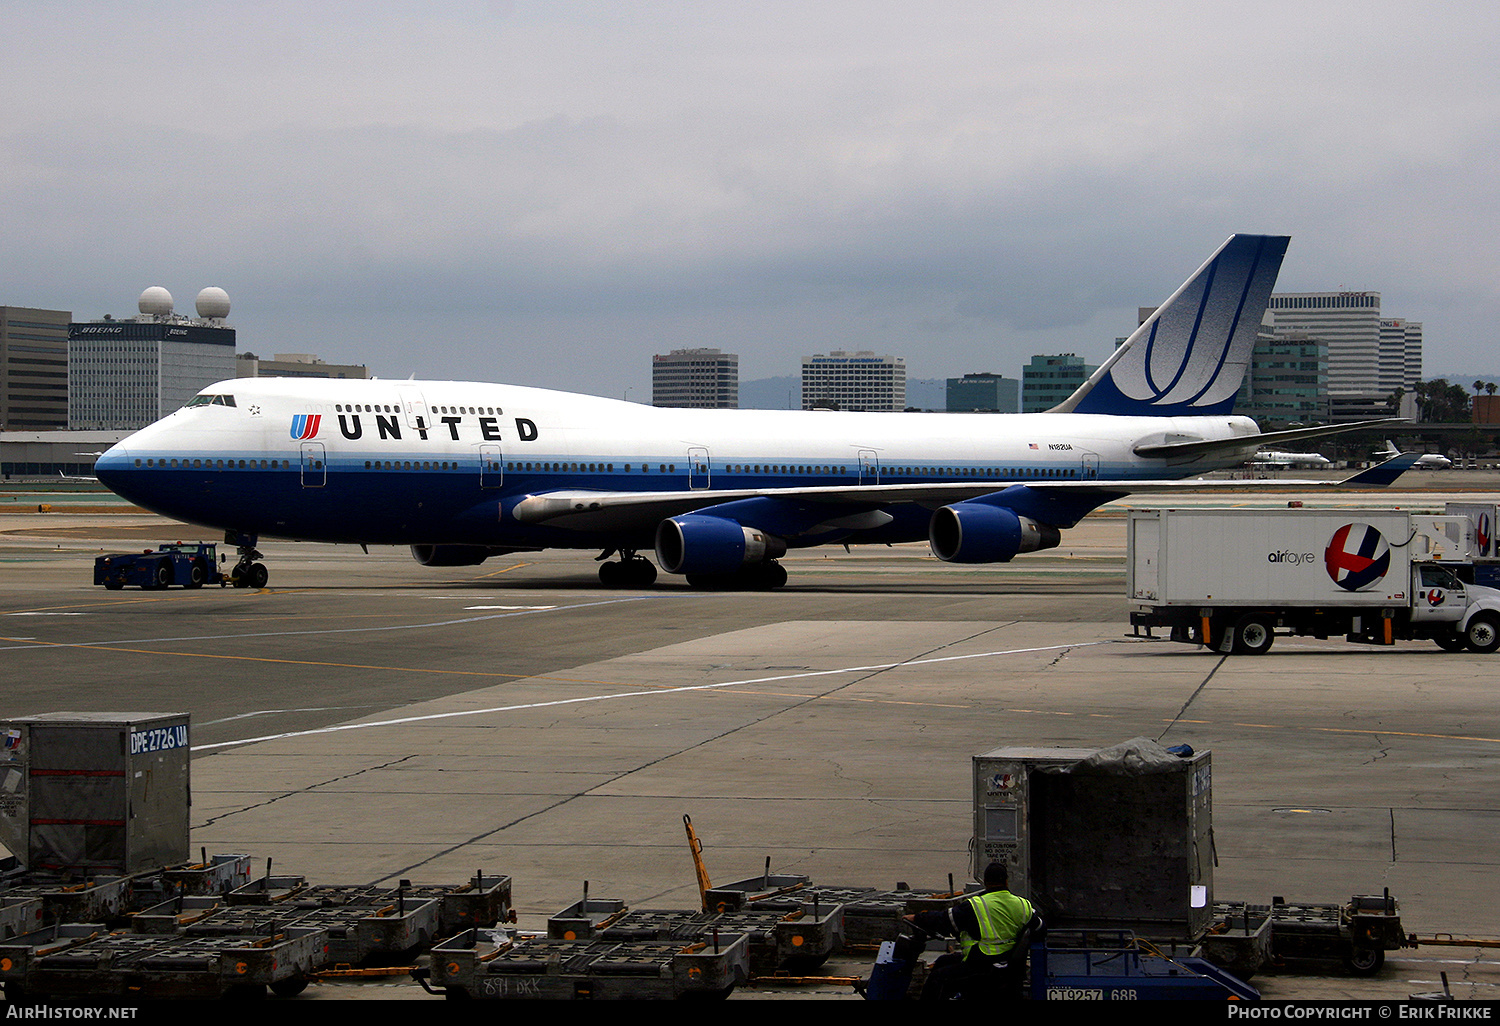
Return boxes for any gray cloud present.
[4,1,1498,395]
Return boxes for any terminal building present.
[68,287,237,431]
[651,348,738,408]
[801,350,906,412]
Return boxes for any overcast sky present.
[4,1,1498,401]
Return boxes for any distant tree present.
[1414,379,1471,423]
[1488,382,1497,397]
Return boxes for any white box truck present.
[1127,508,1500,654]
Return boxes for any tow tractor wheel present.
[149,559,173,590]
[1343,945,1384,976]
[186,559,207,589]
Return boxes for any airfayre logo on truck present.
[1324,523,1391,591]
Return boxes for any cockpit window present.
[186,394,237,408]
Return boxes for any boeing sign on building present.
[68,287,237,430]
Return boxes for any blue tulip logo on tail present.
[290,414,321,440]
[1324,523,1391,592]
[1064,234,1290,417]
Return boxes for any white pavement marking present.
[191,640,1112,751]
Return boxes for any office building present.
[69,287,237,430]
[946,372,1020,413]
[237,352,369,379]
[0,306,71,431]
[1267,292,1421,397]
[1234,329,1329,426]
[652,348,738,408]
[800,351,906,412]
[1022,354,1096,413]
[1379,319,1422,394]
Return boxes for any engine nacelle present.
[410,544,513,567]
[655,515,787,575]
[928,503,1061,563]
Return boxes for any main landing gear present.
[596,549,658,588]
[226,531,270,589]
[593,550,789,590]
[686,561,788,591]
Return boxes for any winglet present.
[1339,452,1422,487]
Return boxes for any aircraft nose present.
[92,445,133,492]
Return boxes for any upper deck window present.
[186,394,237,408]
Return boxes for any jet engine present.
[410,544,518,567]
[928,503,1061,563]
[654,515,787,576]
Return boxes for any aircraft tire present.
[627,559,658,587]
[756,562,788,590]
[598,561,624,587]
[247,563,270,590]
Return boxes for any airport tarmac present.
[4,482,1500,1002]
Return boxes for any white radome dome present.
[195,286,231,320]
[138,286,174,317]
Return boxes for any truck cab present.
[1415,563,1500,652]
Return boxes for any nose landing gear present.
[226,531,270,589]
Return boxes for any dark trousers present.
[919,950,1024,1001]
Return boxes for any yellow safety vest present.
[960,889,1035,959]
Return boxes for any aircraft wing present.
[511,453,1423,533]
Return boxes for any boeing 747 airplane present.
[94,234,1410,590]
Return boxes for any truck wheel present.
[1464,613,1500,654]
[186,559,207,589]
[1232,615,1274,655]
[1434,631,1468,652]
[150,559,172,589]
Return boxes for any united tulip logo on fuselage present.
[1324,523,1391,592]
[291,414,321,440]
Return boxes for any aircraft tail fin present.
[1051,234,1290,417]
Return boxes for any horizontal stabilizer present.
[1132,418,1410,462]
[1338,451,1423,486]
